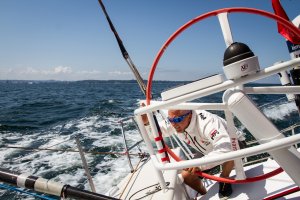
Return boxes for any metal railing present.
[119,117,148,173]
[133,60,300,189]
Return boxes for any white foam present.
[40,135,72,148]
[93,153,141,194]
[55,168,85,186]
[262,101,297,121]
[0,132,39,162]
[76,116,98,129]
[0,114,146,198]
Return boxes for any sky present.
[0,0,299,83]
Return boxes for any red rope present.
[154,135,163,141]
[161,157,170,162]
[263,186,300,200]
[166,145,283,184]
[196,168,283,184]
[157,148,167,154]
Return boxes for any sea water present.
[0,80,299,199]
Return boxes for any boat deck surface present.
[199,159,298,199]
[110,149,299,199]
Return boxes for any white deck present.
[108,157,187,200]
[108,149,299,200]
[200,159,298,199]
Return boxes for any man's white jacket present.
[146,110,245,170]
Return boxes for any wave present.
[261,101,298,121]
[0,111,145,198]
[1,81,299,199]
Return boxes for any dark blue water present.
[0,80,140,130]
[0,80,299,199]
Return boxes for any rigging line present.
[263,186,300,200]
[119,157,145,199]
[45,138,73,149]
[98,0,169,165]
[97,0,147,96]
[258,96,287,109]
[1,146,141,156]
[0,137,73,164]
[129,181,171,200]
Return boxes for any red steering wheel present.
[146,7,300,105]
[146,7,300,183]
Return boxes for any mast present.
[97,0,147,96]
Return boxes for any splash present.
[262,101,298,121]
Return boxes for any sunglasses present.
[168,111,192,123]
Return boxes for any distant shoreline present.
[0,79,281,87]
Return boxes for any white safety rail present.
[150,134,300,171]
[134,58,300,190]
[242,123,300,165]
[135,58,300,114]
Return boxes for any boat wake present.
[262,100,298,121]
[0,112,145,198]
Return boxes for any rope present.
[119,157,145,199]
[263,186,300,200]
[195,168,283,184]
[0,183,57,200]
[1,146,141,156]
[97,0,147,96]
[45,138,72,149]
[128,182,170,200]
[165,145,283,184]
[258,97,287,109]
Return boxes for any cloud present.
[53,66,72,74]
[108,70,132,75]
[0,66,145,80]
[16,66,102,76]
[22,67,39,74]
[15,66,72,75]
[76,70,102,75]
[0,66,104,80]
